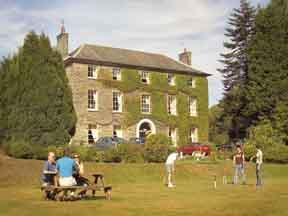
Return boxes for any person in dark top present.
[42,152,57,200]
[233,145,246,184]
[42,152,57,186]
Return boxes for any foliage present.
[100,69,209,145]
[244,120,288,163]
[208,104,229,145]
[4,140,48,159]
[0,32,77,147]
[143,134,171,163]
[241,0,288,147]
[217,0,256,141]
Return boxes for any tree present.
[243,0,288,139]
[218,0,256,141]
[208,104,229,145]
[218,0,256,92]
[0,31,76,146]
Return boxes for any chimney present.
[56,21,69,57]
[178,48,192,66]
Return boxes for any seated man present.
[56,148,77,187]
[42,152,57,200]
[42,152,57,186]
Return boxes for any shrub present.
[70,145,103,162]
[244,120,288,163]
[117,144,144,163]
[144,134,171,163]
[6,141,34,159]
[103,147,122,163]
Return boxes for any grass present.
[0,155,288,216]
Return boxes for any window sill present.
[88,109,99,112]
[112,111,123,113]
[88,77,98,80]
[190,114,198,117]
[141,112,151,115]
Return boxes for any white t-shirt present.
[256,149,263,164]
[166,153,178,165]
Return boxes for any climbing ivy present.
[98,68,209,145]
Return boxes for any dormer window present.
[88,65,98,79]
[167,73,175,86]
[139,70,150,84]
[188,77,196,88]
[112,67,121,80]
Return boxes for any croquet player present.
[250,145,263,187]
[233,145,246,185]
[165,152,179,188]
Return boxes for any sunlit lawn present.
[0,155,287,216]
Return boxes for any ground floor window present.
[113,125,123,138]
[168,127,177,146]
[190,127,198,143]
[88,124,98,144]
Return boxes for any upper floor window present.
[139,70,150,84]
[189,96,197,116]
[112,67,121,80]
[88,65,98,79]
[112,90,123,112]
[167,73,175,86]
[190,127,198,143]
[88,89,98,111]
[141,95,151,114]
[188,77,196,88]
[167,95,177,115]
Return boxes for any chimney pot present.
[179,48,192,66]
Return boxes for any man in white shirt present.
[165,152,179,188]
[250,145,263,187]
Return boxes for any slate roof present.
[64,44,210,76]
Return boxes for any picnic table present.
[41,173,112,201]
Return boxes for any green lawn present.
[0,155,287,216]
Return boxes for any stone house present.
[57,25,210,146]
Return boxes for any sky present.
[0,0,270,106]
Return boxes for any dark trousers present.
[256,163,262,186]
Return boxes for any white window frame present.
[88,89,98,111]
[167,73,175,86]
[139,70,150,84]
[190,127,198,143]
[88,65,98,79]
[88,124,99,144]
[112,67,121,81]
[113,125,123,138]
[188,77,196,88]
[141,95,151,114]
[112,90,123,112]
[189,96,197,117]
[168,127,177,146]
[167,95,177,115]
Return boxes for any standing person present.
[165,152,179,188]
[250,145,263,187]
[56,148,77,187]
[233,145,246,185]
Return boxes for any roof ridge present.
[83,43,164,57]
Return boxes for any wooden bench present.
[41,173,112,201]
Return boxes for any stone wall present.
[66,63,208,145]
